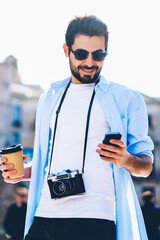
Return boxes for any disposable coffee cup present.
[0,144,24,179]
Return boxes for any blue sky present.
[0,0,159,97]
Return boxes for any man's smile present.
[79,66,98,75]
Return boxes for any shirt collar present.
[49,75,110,93]
[50,77,71,91]
[96,75,110,93]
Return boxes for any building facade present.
[0,56,43,157]
[133,94,160,205]
[0,56,43,236]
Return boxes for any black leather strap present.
[48,79,98,176]
[48,80,71,175]
[82,88,96,173]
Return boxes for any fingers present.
[0,155,27,164]
[96,148,118,159]
[98,140,124,151]
[110,139,124,147]
[1,167,22,184]
[0,160,16,178]
[96,147,122,168]
[3,175,22,184]
[0,156,25,184]
[0,155,27,168]
[100,156,115,164]
[97,143,120,155]
[23,155,27,162]
[96,140,129,169]
[0,157,7,165]
[0,157,13,170]
[2,170,23,184]
[1,164,14,172]
[96,141,123,165]
[2,169,16,178]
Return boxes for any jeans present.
[24,217,116,240]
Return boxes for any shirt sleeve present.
[126,91,154,160]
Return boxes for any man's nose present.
[84,54,95,66]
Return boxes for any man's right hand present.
[0,156,27,183]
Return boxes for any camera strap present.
[48,79,99,176]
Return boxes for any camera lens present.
[53,181,66,195]
[59,183,66,192]
[52,180,71,196]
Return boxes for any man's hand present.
[0,156,27,183]
[96,139,152,177]
[96,139,130,168]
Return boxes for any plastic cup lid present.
[0,144,23,154]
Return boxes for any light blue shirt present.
[24,76,153,240]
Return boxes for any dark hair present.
[141,191,154,203]
[65,15,109,50]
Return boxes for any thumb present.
[23,155,27,162]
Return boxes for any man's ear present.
[63,43,69,57]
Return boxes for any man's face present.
[64,35,106,84]
[15,192,27,205]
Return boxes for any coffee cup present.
[0,144,24,179]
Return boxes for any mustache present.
[78,65,98,70]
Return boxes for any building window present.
[12,132,20,144]
[12,105,22,127]
[23,148,33,163]
[148,114,153,129]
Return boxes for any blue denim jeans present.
[24,217,116,240]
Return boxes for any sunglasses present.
[17,193,27,197]
[69,48,107,62]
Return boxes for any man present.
[0,15,153,240]
[3,187,28,240]
[141,191,160,240]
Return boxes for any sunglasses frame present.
[69,48,108,62]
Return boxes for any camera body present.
[47,169,85,199]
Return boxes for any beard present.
[69,59,102,84]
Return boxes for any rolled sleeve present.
[127,91,154,161]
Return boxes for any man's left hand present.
[96,139,152,177]
[96,139,130,169]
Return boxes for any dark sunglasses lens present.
[17,194,26,197]
[75,50,89,60]
[92,52,107,61]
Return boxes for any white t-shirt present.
[35,83,115,221]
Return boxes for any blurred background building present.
[0,55,43,153]
[134,95,160,204]
[0,55,160,238]
[0,56,43,238]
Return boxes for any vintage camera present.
[47,169,85,199]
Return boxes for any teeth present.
[82,68,94,72]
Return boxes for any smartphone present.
[103,132,122,145]
[100,132,122,157]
